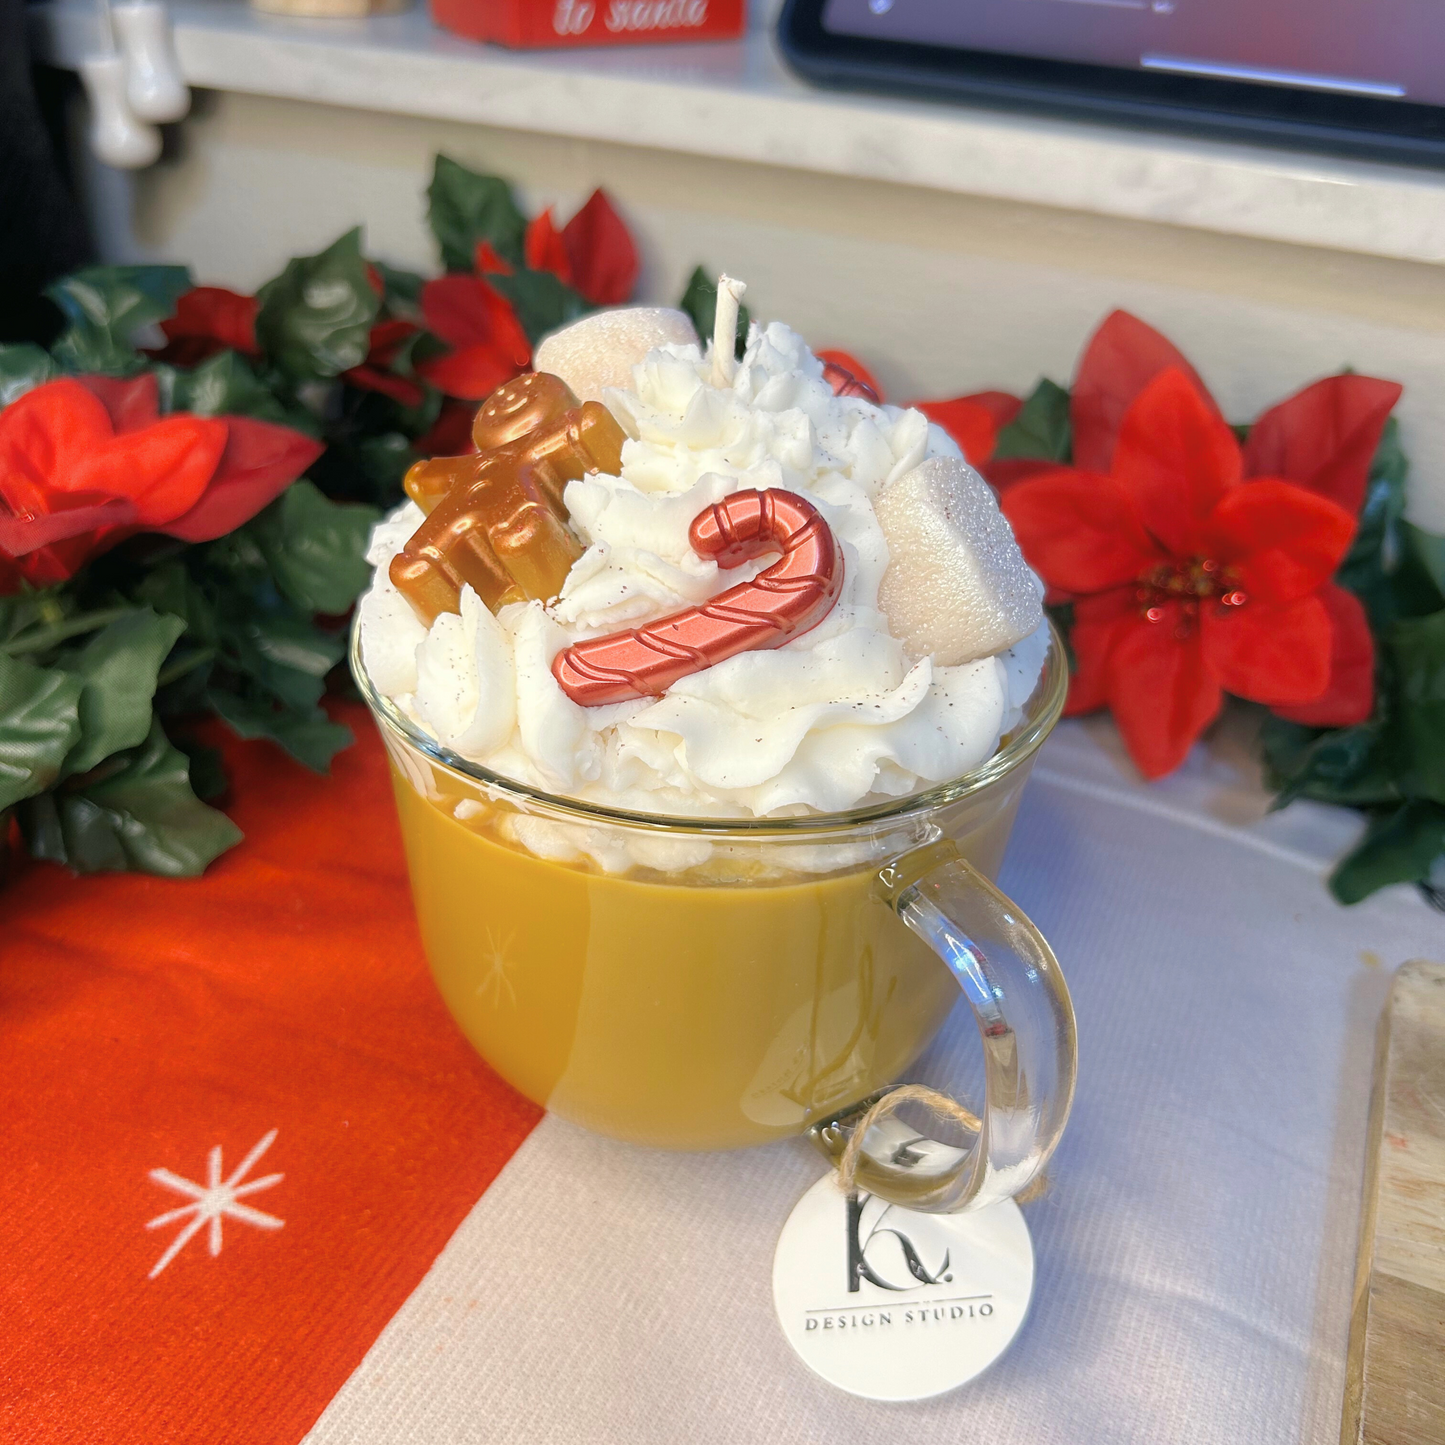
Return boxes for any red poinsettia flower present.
[1003,364,1367,777]
[343,319,426,408]
[916,391,1022,467]
[0,375,323,593]
[524,190,638,308]
[414,274,531,401]
[147,286,261,367]
[415,399,477,459]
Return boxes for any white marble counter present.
[32,0,1445,268]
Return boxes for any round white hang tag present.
[772,1173,1035,1401]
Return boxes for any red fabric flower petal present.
[1112,368,1242,556]
[75,372,161,433]
[150,286,260,366]
[420,274,531,361]
[561,189,638,307]
[1201,593,1333,706]
[914,398,999,465]
[343,365,426,409]
[1106,602,1223,778]
[1242,373,1402,516]
[1002,467,1162,594]
[416,345,523,402]
[1271,583,1374,726]
[416,400,478,458]
[1066,587,1137,715]
[816,350,884,403]
[473,241,514,277]
[366,320,421,369]
[524,208,574,286]
[0,498,137,558]
[1071,310,1221,474]
[1208,478,1356,604]
[0,380,114,517]
[162,419,325,543]
[68,418,227,525]
[982,456,1059,493]
[418,275,530,400]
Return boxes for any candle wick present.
[711,274,747,389]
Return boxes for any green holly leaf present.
[0,654,84,810]
[45,265,192,374]
[207,687,353,773]
[21,719,242,876]
[1330,799,1445,904]
[248,480,380,615]
[428,155,528,273]
[255,229,380,383]
[1336,416,1410,627]
[679,267,750,360]
[373,260,427,314]
[993,379,1072,463]
[0,343,59,407]
[1391,609,1445,803]
[1261,715,1401,809]
[1404,521,1445,604]
[159,349,310,430]
[490,267,592,345]
[58,608,186,775]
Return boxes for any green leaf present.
[21,720,242,876]
[0,654,83,809]
[255,229,380,383]
[428,155,528,273]
[58,608,186,774]
[248,480,380,614]
[992,379,1072,463]
[1261,715,1401,809]
[160,349,307,429]
[678,267,750,360]
[207,688,353,773]
[0,343,59,407]
[373,260,427,313]
[1336,416,1410,628]
[1391,609,1445,803]
[1330,800,1445,904]
[1404,521,1445,603]
[354,433,416,500]
[490,267,592,345]
[45,265,192,374]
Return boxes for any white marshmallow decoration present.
[534,308,699,402]
[875,456,1043,666]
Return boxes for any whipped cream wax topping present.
[359,320,1048,822]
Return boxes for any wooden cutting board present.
[1341,958,1445,1445]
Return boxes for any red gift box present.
[431,0,747,47]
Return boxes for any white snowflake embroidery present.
[145,1128,285,1279]
[476,926,517,1007]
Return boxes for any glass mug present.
[353,624,1076,1214]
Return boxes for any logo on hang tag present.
[772,1174,1035,1401]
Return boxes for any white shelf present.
[32,0,1445,267]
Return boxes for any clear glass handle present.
[808,843,1077,1214]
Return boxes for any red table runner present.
[1,703,541,1443]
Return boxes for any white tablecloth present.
[305,717,1441,1445]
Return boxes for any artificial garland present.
[3,154,1440,907]
[839,316,1445,908]
[0,156,644,880]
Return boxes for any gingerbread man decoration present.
[390,372,626,623]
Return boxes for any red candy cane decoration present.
[821,359,880,404]
[552,488,844,707]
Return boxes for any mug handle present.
[808,840,1077,1215]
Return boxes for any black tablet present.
[777,0,1445,168]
